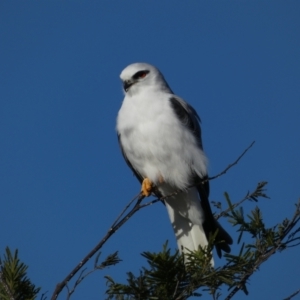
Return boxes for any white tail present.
[164,187,214,266]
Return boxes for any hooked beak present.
[123,80,134,92]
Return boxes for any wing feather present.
[169,96,203,149]
[169,96,233,257]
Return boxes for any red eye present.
[133,70,149,80]
[139,72,147,78]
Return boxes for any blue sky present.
[1,1,299,299]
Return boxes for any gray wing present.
[169,95,209,195]
[169,96,233,257]
[169,96,204,149]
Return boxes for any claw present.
[141,178,153,197]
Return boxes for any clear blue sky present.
[1,2,299,299]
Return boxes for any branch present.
[51,142,254,299]
[66,252,121,299]
[159,141,255,202]
[65,268,87,299]
[283,288,300,300]
[51,193,145,300]
[224,199,300,300]
[121,142,253,228]
[215,181,269,220]
[40,292,48,300]
[208,141,255,181]
[0,267,15,300]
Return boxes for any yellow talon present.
[141,178,153,197]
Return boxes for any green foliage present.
[105,241,250,299]
[105,240,255,300]
[0,247,40,300]
[3,182,298,300]
[95,251,122,270]
[105,183,300,300]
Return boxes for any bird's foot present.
[141,178,153,197]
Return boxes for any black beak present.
[123,80,133,92]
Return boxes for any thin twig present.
[172,277,181,299]
[111,193,141,227]
[141,142,256,207]
[215,182,268,220]
[65,284,70,300]
[67,268,87,298]
[40,292,48,300]
[283,288,300,300]
[224,199,300,300]
[51,142,254,299]
[51,193,145,300]
[156,141,255,203]
[208,141,255,181]
[139,198,162,209]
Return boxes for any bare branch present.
[111,193,141,227]
[51,193,145,300]
[66,268,88,299]
[40,292,48,300]
[208,141,255,181]
[283,288,300,300]
[158,141,256,202]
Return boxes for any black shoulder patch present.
[170,97,187,122]
[169,96,194,131]
[169,96,203,149]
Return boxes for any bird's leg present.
[141,178,153,197]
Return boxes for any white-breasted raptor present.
[116,63,232,263]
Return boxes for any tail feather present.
[162,181,233,262]
[167,207,215,266]
[203,218,233,258]
[198,181,233,258]
[164,190,215,266]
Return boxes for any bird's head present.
[120,63,172,95]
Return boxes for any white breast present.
[117,90,208,191]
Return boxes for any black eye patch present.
[132,70,149,80]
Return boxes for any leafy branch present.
[0,247,40,300]
[65,252,121,300]
[51,142,254,299]
[224,199,300,300]
[213,181,270,220]
[105,195,300,300]
[51,193,145,300]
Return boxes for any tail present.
[162,182,233,262]
[198,181,233,258]
[164,188,215,266]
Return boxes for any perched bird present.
[116,63,232,264]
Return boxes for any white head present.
[120,63,172,96]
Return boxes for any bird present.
[116,62,232,264]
